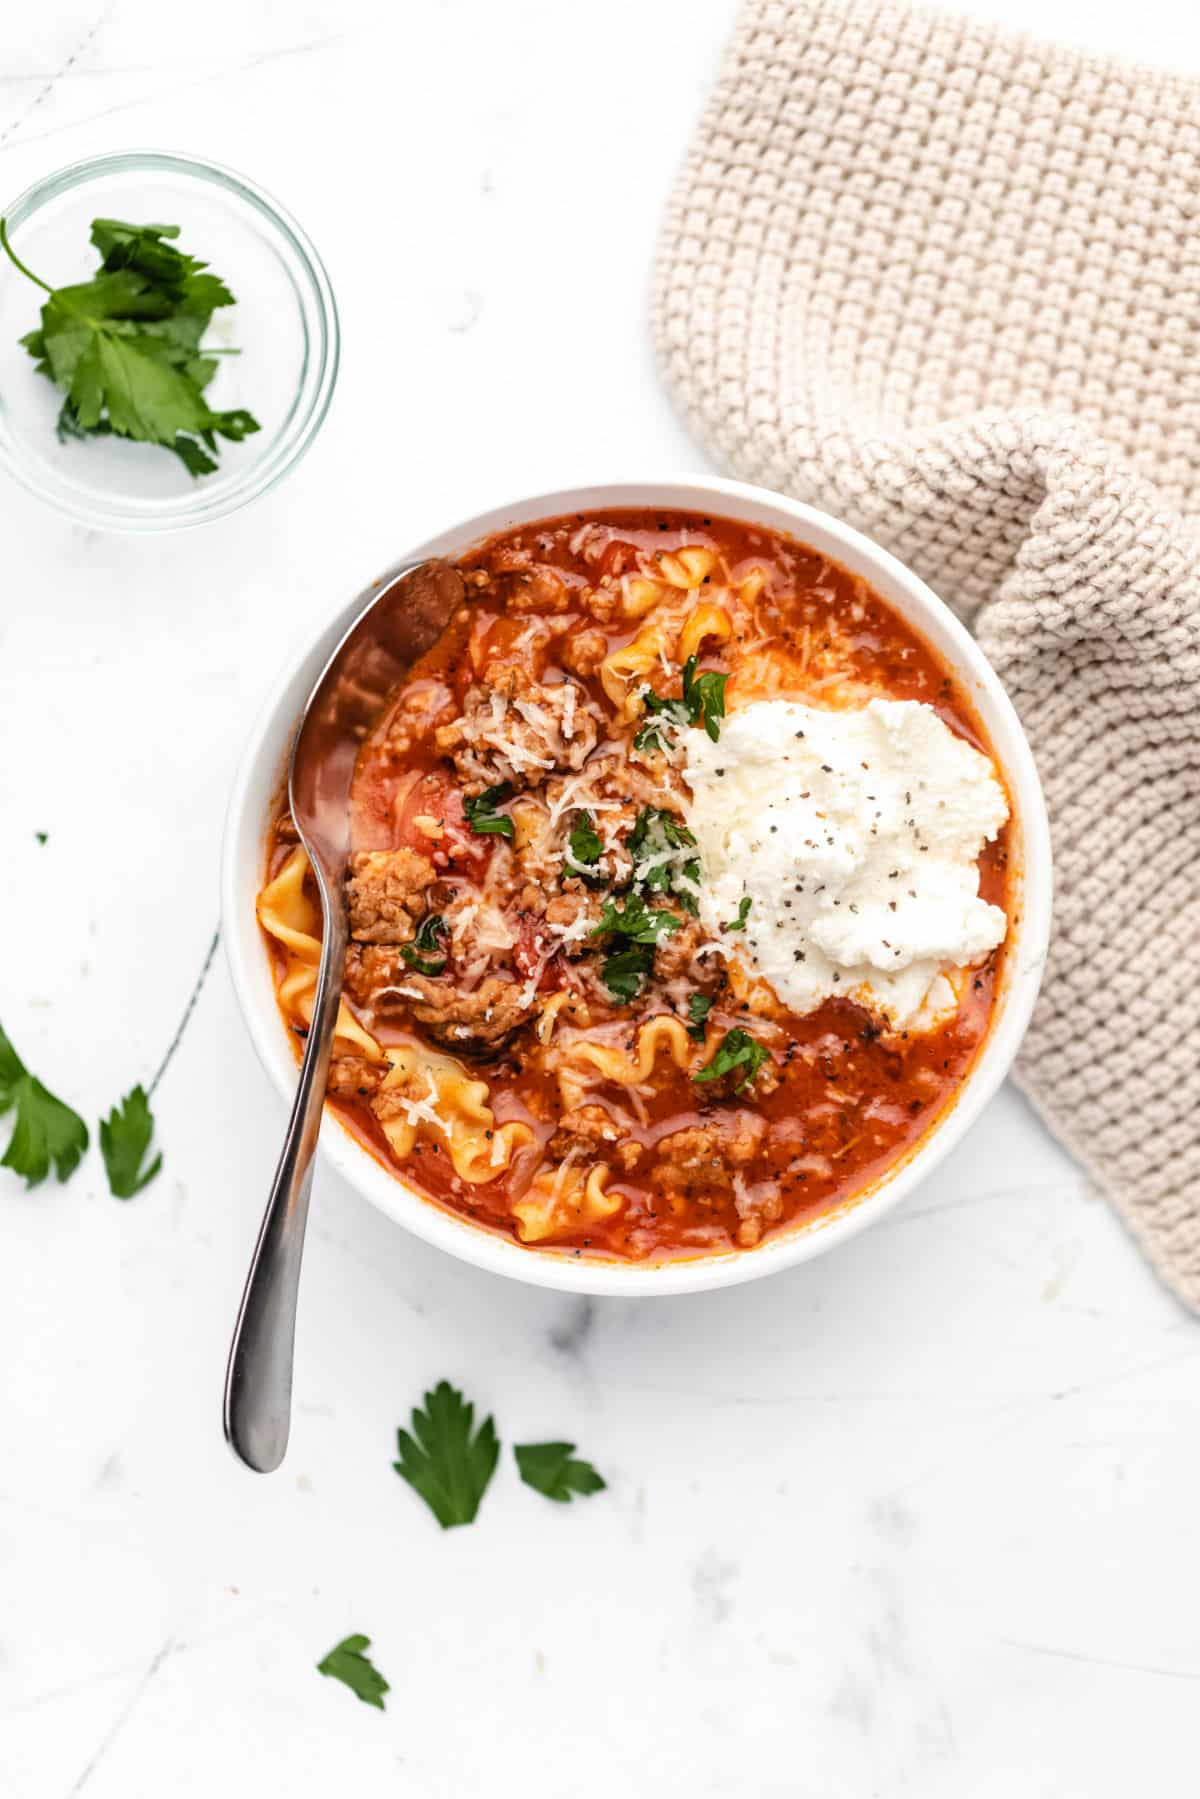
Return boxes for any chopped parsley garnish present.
[725,895,752,931]
[686,992,714,1041]
[633,688,688,754]
[591,892,683,946]
[463,783,514,838]
[317,1634,390,1711]
[515,1441,607,1504]
[34,831,48,845]
[393,1380,500,1529]
[599,942,656,1002]
[591,892,683,1003]
[692,1027,771,1093]
[0,1022,88,1187]
[628,806,701,914]
[633,655,729,751]
[0,215,260,476]
[99,1084,162,1199]
[567,809,604,868]
[400,913,448,976]
[682,655,729,742]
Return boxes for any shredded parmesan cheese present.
[396,1073,443,1131]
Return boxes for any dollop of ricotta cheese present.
[682,698,1010,1030]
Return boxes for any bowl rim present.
[220,475,1054,1297]
[0,148,340,533]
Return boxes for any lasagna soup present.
[260,511,1013,1260]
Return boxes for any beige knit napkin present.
[654,0,1200,1309]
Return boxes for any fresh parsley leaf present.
[463,783,514,839]
[568,810,603,867]
[99,1084,162,1199]
[634,655,728,751]
[632,685,690,753]
[629,806,695,859]
[686,992,714,1041]
[34,831,48,845]
[601,941,656,1002]
[591,893,682,946]
[393,1381,500,1529]
[632,719,668,754]
[682,655,729,742]
[316,1634,390,1711]
[692,1027,771,1094]
[0,1022,88,1187]
[628,807,701,914]
[400,914,448,976]
[515,1441,607,1504]
[591,891,682,1003]
[0,214,260,478]
[170,432,219,477]
[725,895,752,931]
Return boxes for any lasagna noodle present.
[512,1161,618,1243]
[560,1014,694,1086]
[258,847,383,1061]
[375,1042,532,1184]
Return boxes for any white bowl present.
[221,477,1052,1297]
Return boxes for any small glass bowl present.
[0,150,339,531]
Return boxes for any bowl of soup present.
[221,477,1052,1294]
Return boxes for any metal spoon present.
[224,556,466,1473]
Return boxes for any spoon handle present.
[223,890,349,1472]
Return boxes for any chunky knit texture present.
[654,0,1200,1308]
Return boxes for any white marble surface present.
[3,2,1199,1794]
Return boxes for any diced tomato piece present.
[512,915,561,991]
[394,771,491,874]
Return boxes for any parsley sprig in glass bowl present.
[0,151,338,531]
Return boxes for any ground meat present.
[346,848,434,943]
[435,669,597,795]
[652,1112,768,1200]
[548,1103,644,1172]
[343,944,414,1010]
[500,567,571,614]
[578,583,621,625]
[382,680,455,756]
[327,1054,384,1100]
[543,888,606,955]
[401,972,538,1052]
[653,917,709,981]
[559,626,608,678]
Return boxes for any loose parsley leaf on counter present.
[0,214,260,478]
[629,807,701,915]
[633,655,729,752]
[464,783,514,838]
[725,896,752,931]
[99,1084,162,1199]
[568,810,604,868]
[693,1027,770,1094]
[317,1634,390,1711]
[515,1441,607,1504]
[0,1023,88,1187]
[393,1381,500,1529]
[400,914,448,976]
[686,993,714,1041]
